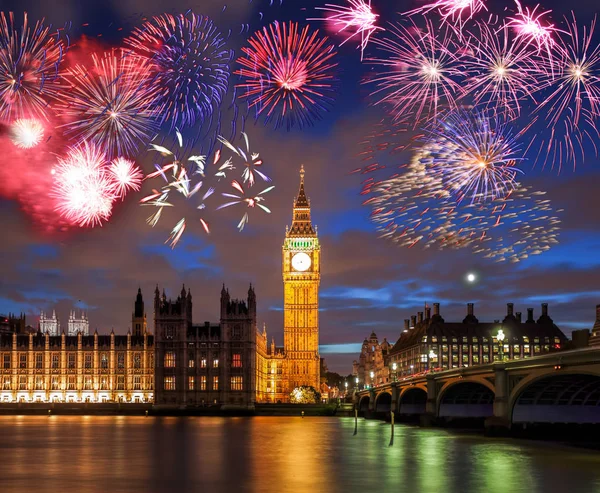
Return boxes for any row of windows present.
[164,352,243,369]
[163,376,244,392]
[1,353,148,370]
[2,375,148,391]
[420,336,562,344]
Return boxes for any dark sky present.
[1,0,599,373]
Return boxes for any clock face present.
[291,252,311,272]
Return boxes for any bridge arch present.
[375,391,392,413]
[510,372,600,424]
[438,379,495,418]
[398,387,427,415]
[358,395,370,413]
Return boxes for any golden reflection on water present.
[0,417,600,493]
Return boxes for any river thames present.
[0,416,599,493]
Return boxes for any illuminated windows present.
[68,353,76,369]
[200,358,207,368]
[232,354,242,368]
[84,377,92,390]
[18,376,26,390]
[164,352,176,368]
[212,376,219,391]
[188,352,195,368]
[3,377,11,390]
[117,376,125,390]
[188,376,195,391]
[213,359,219,368]
[117,352,125,369]
[200,376,207,391]
[231,376,243,391]
[19,354,27,369]
[84,353,92,369]
[67,376,76,390]
[3,354,10,369]
[164,376,176,391]
[100,377,108,390]
[52,353,60,369]
[133,376,141,390]
[134,353,141,369]
[35,353,43,369]
[100,353,108,369]
[35,376,44,390]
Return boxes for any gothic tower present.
[132,288,147,337]
[282,165,320,392]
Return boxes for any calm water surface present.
[0,416,599,493]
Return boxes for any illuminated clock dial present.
[291,252,311,272]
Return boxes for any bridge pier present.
[421,374,438,427]
[485,364,511,435]
[391,384,399,413]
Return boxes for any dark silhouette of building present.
[154,284,257,409]
[132,288,147,337]
[388,302,568,376]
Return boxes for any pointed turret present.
[287,165,316,237]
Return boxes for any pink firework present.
[310,1,383,60]
[108,157,144,199]
[405,0,487,25]
[367,20,463,127]
[52,143,117,227]
[506,1,559,58]
[235,21,338,129]
[10,118,45,148]
[461,20,538,117]
[532,15,600,171]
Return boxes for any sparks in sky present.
[506,1,559,57]
[107,157,144,200]
[217,180,274,232]
[52,142,117,228]
[367,19,463,127]
[236,21,338,129]
[531,14,600,171]
[421,108,524,203]
[56,49,161,158]
[217,132,270,187]
[405,0,487,26]
[0,12,65,120]
[9,118,45,148]
[125,12,231,130]
[310,0,383,60]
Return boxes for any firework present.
[125,12,231,129]
[367,20,463,127]
[217,132,270,187]
[421,109,524,203]
[141,133,216,247]
[405,0,487,25]
[217,180,274,231]
[505,1,559,57]
[236,21,338,129]
[365,152,560,263]
[52,143,117,227]
[108,157,144,199]
[310,1,382,60]
[56,50,160,157]
[461,20,539,117]
[10,118,45,148]
[0,12,64,120]
[531,14,600,171]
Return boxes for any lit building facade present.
[590,304,600,347]
[67,310,89,336]
[154,285,257,408]
[387,302,568,377]
[39,310,59,336]
[256,166,321,402]
[352,332,392,388]
[0,291,154,404]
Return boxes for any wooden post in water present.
[353,408,358,436]
[389,411,395,446]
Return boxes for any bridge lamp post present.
[370,371,375,388]
[428,350,437,372]
[410,364,414,375]
[392,362,397,382]
[497,329,506,361]
[344,381,348,397]
[355,376,359,391]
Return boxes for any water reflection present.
[0,416,599,493]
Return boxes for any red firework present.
[235,21,338,129]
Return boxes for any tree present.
[290,385,321,404]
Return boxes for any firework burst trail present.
[217,180,275,232]
[217,132,271,187]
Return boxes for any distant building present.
[0,313,27,334]
[0,292,153,404]
[39,310,59,336]
[352,332,392,388]
[387,302,568,376]
[153,284,257,409]
[590,304,600,347]
[67,310,89,336]
[132,288,147,337]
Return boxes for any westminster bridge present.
[354,347,600,429]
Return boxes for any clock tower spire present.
[282,166,321,396]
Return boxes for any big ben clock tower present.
[283,165,321,393]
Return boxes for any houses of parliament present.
[0,168,321,407]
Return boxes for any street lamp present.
[497,329,506,361]
[410,364,414,375]
[370,371,375,388]
[428,350,437,371]
[392,362,397,382]
[355,376,359,390]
